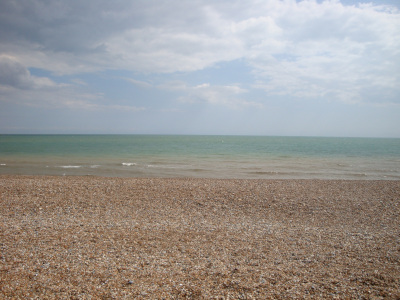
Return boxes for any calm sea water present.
[1,135,400,179]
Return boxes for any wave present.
[59,165,81,169]
[122,162,137,166]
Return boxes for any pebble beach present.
[1,175,399,299]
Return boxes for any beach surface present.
[0,175,399,299]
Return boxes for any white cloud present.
[105,27,242,73]
[243,0,400,104]
[160,80,261,108]
[0,56,144,112]
[1,82,145,112]
[125,78,153,89]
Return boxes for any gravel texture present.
[0,175,399,299]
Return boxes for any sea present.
[1,135,400,180]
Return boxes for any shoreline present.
[1,175,399,298]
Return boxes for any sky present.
[0,0,399,137]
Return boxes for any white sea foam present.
[0,163,6,166]
[122,162,137,166]
[90,165,100,168]
[59,165,81,168]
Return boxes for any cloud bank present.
[0,0,399,135]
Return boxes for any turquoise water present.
[1,135,399,179]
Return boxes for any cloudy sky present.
[0,0,399,137]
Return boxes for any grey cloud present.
[0,56,33,89]
[0,1,138,54]
[0,0,211,54]
[0,0,231,73]
[0,56,59,91]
